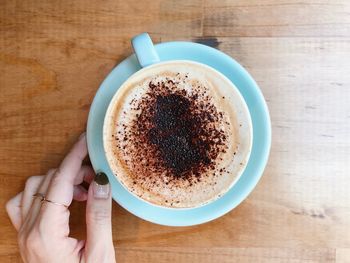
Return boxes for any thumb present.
[85,172,115,262]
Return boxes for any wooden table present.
[1,1,350,262]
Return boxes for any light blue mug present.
[87,32,271,225]
[103,33,253,209]
[131,33,160,67]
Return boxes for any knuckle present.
[51,167,69,184]
[50,171,62,187]
[89,208,111,225]
[36,217,48,234]
[36,209,70,235]
[54,167,62,178]
[22,230,42,251]
[25,176,42,189]
[5,199,13,214]
[47,168,57,176]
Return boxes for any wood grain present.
[0,248,337,263]
[203,0,350,37]
[1,0,350,262]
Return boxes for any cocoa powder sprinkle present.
[115,75,228,186]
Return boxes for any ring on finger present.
[33,193,69,209]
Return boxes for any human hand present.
[6,133,116,263]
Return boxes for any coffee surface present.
[104,61,251,208]
[126,79,227,181]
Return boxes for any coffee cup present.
[103,33,252,208]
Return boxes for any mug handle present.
[132,33,160,68]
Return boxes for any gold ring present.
[33,193,69,208]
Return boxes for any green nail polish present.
[95,172,109,185]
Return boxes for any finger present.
[45,133,87,209]
[22,169,56,229]
[73,185,88,201]
[85,172,115,261]
[21,175,44,221]
[6,192,23,231]
[72,166,95,202]
[74,165,95,185]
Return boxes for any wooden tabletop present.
[1,1,350,262]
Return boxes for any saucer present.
[87,41,271,226]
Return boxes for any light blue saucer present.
[87,40,271,226]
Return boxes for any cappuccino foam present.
[104,61,251,208]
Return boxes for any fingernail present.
[93,172,109,199]
[79,132,86,140]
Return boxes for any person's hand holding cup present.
[6,133,116,263]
